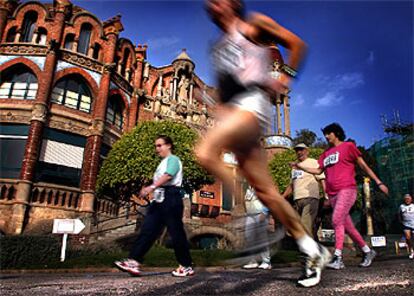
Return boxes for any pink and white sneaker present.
[114,258,141,276]
[171,265,195,277]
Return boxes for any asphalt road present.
[1,256,413,296]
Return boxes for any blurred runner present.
[196,0,331,287]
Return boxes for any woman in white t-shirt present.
[115,135,194,277]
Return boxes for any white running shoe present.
[172,265,195,277]
[114,258,141,276]
[297,244,332,288]
[409,252,414,259]
[258,262,272,270]
[326,255,345,270]
[359,250,376,267]
[242,261,259,269]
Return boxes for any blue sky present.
[70,0,413,147]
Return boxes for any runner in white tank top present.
[196,0,331,288]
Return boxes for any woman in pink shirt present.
[291,123,388,270]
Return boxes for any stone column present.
[173,75,178,101]
[169,80,174,99]
[156,74,163,97]
[79,27,120,213]
[31,29,38,44]
[283,95,291,137]
[88,45,94,57]
[189,82,194,105]
[72,38,78,52]
[276,97,282,135]
[12,2,69,234]
[14,29,21,42]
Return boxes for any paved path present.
[1,257,413,295]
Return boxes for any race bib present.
[292,169,304,180]
[324,152,340,167]
[214,40,245,72]
[153,188,165,203]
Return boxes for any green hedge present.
[0,235,61,269]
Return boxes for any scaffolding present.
[369,132,414,232]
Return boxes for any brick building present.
[0,0,293,244]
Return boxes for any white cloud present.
[314,91,344,107]
[366,51,375,65]
[145,36,180,50]
[292,94,305,106]
[331,72,365,90]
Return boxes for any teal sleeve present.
[166,155,180,176]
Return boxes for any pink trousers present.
[330,188,366,250]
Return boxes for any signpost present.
[52,219,85,262]
[371,236,387,247]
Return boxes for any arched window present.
[64,33,75,50]
[21,11,38,42]
[6,26,17,42]
[0,66,38,100]
[36,27,47,45]
[77,23,92,55]
[106,95,124,130]
[51,76,92,113]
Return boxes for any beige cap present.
[294,143,308,150]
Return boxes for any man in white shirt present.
[283,143,326,239]
[399,194,414,259]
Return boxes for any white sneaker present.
[258,262,272,270]
[172,265,195,277]
[409,252,414,259]
[114,258,141,276]
[242,261,259,269]
[297,244,332,288]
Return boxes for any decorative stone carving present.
[153,98,161,114]
[89,119,105,136]
[61,50,104,73]
[143,98,153,111]
[133,87,146,97]
[103,63,116,74]
[112,72,133,94]
[177,74,190,102]
[31,103,47,123]
[161,87,170,104]
[47,39,60,54]
[0,44,48,56]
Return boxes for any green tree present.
[96,120,214,202]
[292,129,317,146]
[268,147,324,193]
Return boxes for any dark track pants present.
[129,187,192,267]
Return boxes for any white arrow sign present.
[53,219,85,234]
[52,219,86,262]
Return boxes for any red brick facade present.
[0,0,292,238]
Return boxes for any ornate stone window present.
[0,67,38,100]
[51,75,92,113]
[20,11,38,42]
[77,23,92,55]
[106,95,124,130]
